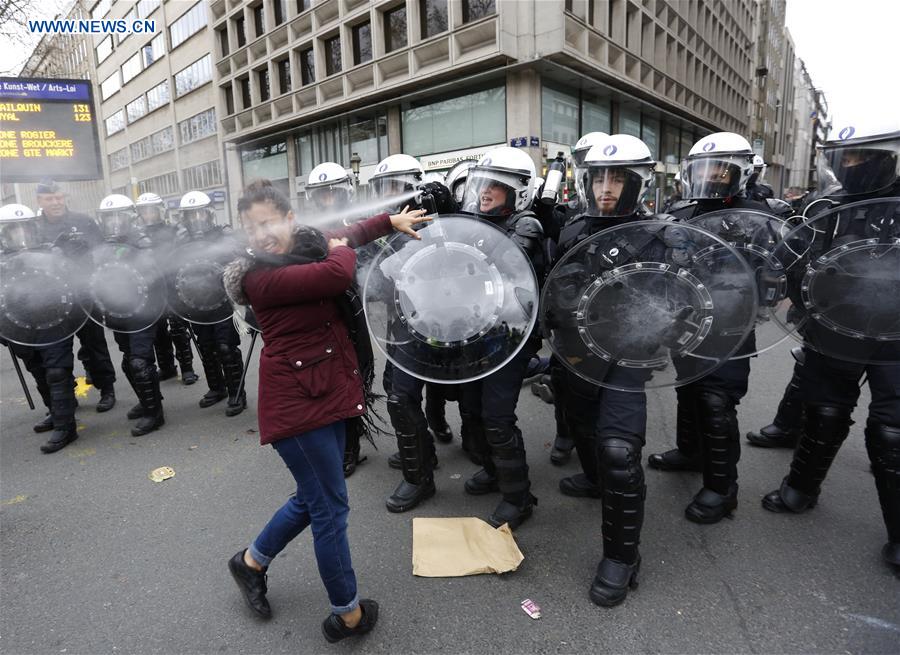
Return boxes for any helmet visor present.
[0,220,40,252]
[461,170,520,217]
[137,205,165,226]
[182,208,214,235]
[98,211,134,238]
[683,156,747,200]
[582,167,646,217]
[308,183,351,210]
[818,140,900,197]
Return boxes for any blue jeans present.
[249,421,359,615]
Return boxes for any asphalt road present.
[1,335,898,654]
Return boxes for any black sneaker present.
[322,599,379,643]
[227,550,271,619]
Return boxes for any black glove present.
[54,230,90,257]
[420,182,458,214]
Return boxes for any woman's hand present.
[328,237,349,251]
[389,206,430,239]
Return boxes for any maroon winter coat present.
[240,213,392,445]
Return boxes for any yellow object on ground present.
[412,517,524,577]
[149,466,175,483]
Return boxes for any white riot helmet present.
[462,146,536,216]
[0,203,40,252]
[580,135,656,217]
[178,190,216,236]
[572,131,611,167]
[422,171,446,185]
[817,120,900,198]
[97,193,137,240]
[135,192,167,226]
[445,159,478,205]
[370,154,424,211]
[682,132,754,200]
[306,162,354,211]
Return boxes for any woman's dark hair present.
[237,178,292,215]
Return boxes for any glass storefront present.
[241,141,290,198]
[401,85,506,157]
[294,111,388,179]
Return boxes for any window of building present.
[174,54,213,97]
[258,69,270,102]
[136,0,161,19]
[91,0,111,20]
[241,142,289,197]
[131,136,152,162]
[276,58,291,94]
[462,0,495,23]
[116,8,136,44]
[402,86,505,157]
[179,107,217,145]
[297,0,311,12]
[661,122,680,165]
[105,109,125,136]
[541,83,578,146]
[253,4,265,37]
[641,116,660,160]
[223,86,235,115]
[109,147,129,172]
[121,52,142,84]
[274,0,287,26]
[582,93,611,134]
[619,105,641,137]
[95,36,113,65]
[352,22,372,65]
[100,71,120,100]
[151,127,175,155]
[420,0,448,38]
[183,160,222,190]
[126,96,148,123]
[142,34,165,67]
[169,2,207,50]
[296,113,388,177]
[384,6,407,52]
[239,77,251,108]
[348,115,388,165]
[300,48,315,85]
[679,129,694,164]
[146,80,170,112]
[235,17,247,47]
[218,28,230,56]
[324,36,341,76]
[138,171,180,197]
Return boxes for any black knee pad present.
[695,389,737,432]
[597,437,644,491]
[45,367,71,386]
[128,356,153,380]
[865,423,900,468]
[216,342,238,360]
[387,393,422,434]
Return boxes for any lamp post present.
[350,152,361,189]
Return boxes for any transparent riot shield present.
[686,208,799,358]
[766,197,900,364]
[362,214,539,383]
[541,220,758,391]
[82,242,166,333]
[0,250,88,346]
[165,238,240,325]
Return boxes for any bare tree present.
[0,0,70,75]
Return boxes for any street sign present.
[0,77,102,182]
[510,137,527,148]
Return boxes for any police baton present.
[4,343,35,410]
[235,330,258,402]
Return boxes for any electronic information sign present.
[0,77,102,182]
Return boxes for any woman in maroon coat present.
[223,179,426,643]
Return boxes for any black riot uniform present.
[761,176,900,576]
[35,208,118,411]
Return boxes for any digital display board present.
[0,77,102,182]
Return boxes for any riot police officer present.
[176,190,247,417]
[451,146,546,528]
[34,180,117,414]
[95,194,166,437]
[134,192,199,387]
[647,132,795,523]
[760,120,900,577]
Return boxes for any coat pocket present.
[285,343,337,398]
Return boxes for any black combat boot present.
[170,318,198,385]
[219,345,247,417]
[648,386,702,472]
[41,368,78,454]
[458,405,484,466]
[560,419,602,498]
[747,367,805,448]
[485,426,536,529]
[864,423,900,577]
[425,384,453,443]
[590,438,645,607]
[130,359,164,437]
[198,343,227,408]
[386,395,436,513]
[343,425,367,478]
[762,405,853,513]
[550,391,574,464]
[685,390,741,524]
[95,385,116,413]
